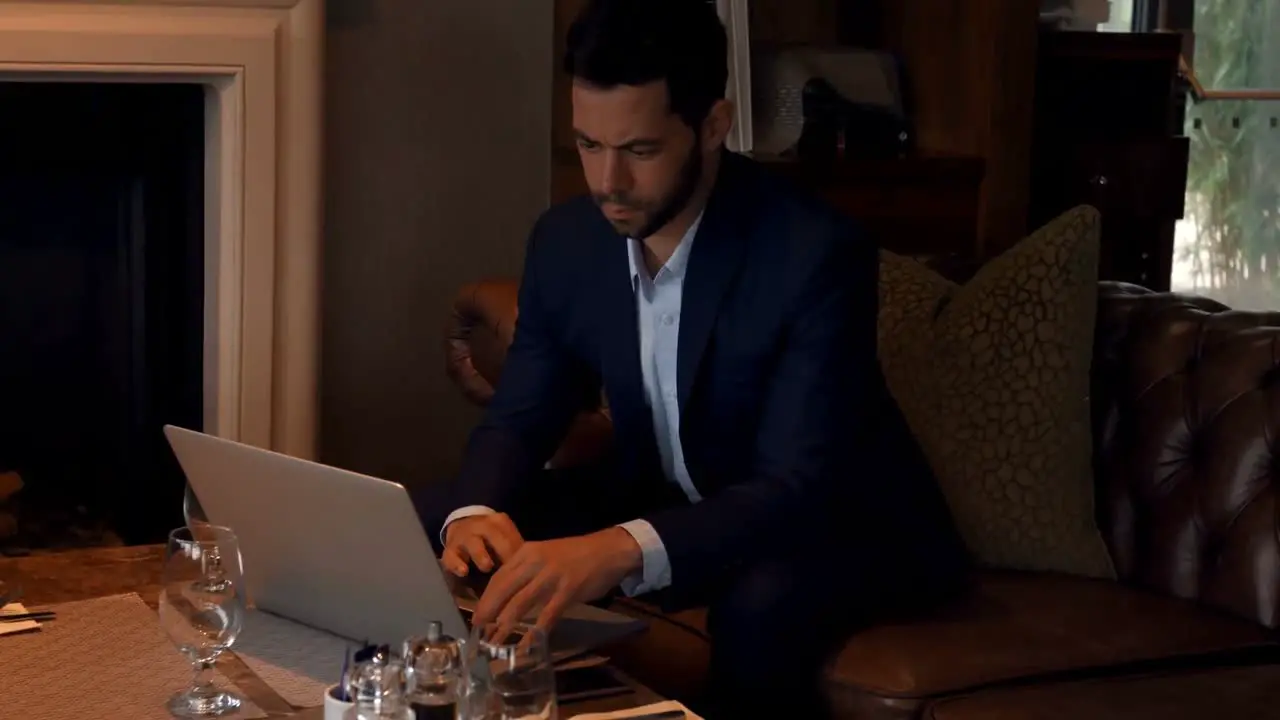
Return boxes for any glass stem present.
[191,657,217,693]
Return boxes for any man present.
[432,0,966,715]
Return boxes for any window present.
[1098,0,1137,30]
[1170,0,1280,309]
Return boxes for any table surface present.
[1,545,662,718]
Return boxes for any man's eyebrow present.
[573,130,663,150]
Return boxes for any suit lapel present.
[595,222,655,466]
[676,153,753,414]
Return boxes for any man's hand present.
[473,528,642,639]
[441,512,524,576]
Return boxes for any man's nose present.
[599,151,631,198]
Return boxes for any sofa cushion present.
[924,665,1280,720]
[878,206,1116,579]
[824,571,1276,712]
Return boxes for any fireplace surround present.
[0,0,324,459]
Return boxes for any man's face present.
[572,80,702,239]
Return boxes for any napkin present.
[567,700,702,720]
[0,602,42,636]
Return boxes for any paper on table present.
[0,602,41,636]
[567,700,702,720]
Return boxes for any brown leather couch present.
[444,278,1280,719]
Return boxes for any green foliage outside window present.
[1176,0,1280,308]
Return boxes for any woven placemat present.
[0,593,265,719]
[232,609,359,707]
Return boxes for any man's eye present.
[629,148,658,159]
[577,140,601,152]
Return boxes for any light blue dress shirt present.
[443,213,706,596]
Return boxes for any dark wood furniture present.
[1028,31,1189,290]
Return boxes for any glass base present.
[167,687,242,718]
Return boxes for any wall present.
[320,0,552,488]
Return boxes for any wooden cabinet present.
[761,156,985,260]
[1028,31,1188,290]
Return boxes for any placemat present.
[232,609,360,708]
[0,593,265,719]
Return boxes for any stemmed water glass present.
[158,525,247,717]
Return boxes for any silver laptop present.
[164,425,645,650]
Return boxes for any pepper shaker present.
[343,652,413,720]
[403,621,464,720]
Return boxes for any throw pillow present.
[878,205,1116,579]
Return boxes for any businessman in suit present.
[431,0,965,715]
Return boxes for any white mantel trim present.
[0,0,322,460]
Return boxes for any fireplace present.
[0,0,323,552]
[0,82,205,547]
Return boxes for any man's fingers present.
[440,546,469,577]
[473,553,540,627]
[491,575,551,644]
[533,588,571,638]
[462,536,494,572]
[483,528,521,564]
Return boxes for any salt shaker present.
[343,651,414,720]
[403,621,464,720]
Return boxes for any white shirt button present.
[661,314,675,326]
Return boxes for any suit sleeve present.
[643,220,876,604]
[445,216,596,519]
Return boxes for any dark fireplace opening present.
[0,82,205,552]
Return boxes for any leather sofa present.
[444,278,1280,719]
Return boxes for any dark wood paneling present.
[878,0,1041,255]
[749,0,839,47]
[1029,31,1186,291]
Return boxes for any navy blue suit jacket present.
[449,152,952,604]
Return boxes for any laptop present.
[163,425,645,650]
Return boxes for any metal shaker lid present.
[402,621,463,694]
[348,654,409,715]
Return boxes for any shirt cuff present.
[441,505,496,546]
[616,519,672,596]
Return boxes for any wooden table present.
[1,545,662,718]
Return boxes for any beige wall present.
[320,0,552,488]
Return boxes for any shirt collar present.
[626,211,705,287]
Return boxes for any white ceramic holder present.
[323,683,354,720]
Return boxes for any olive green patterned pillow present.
[878,206,1116,579]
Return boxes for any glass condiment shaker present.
[343,652,413,720]
[403,621,464,720]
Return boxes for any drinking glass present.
[158,525,247,717]
[459,623,556,720]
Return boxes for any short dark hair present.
[563,0,728,130]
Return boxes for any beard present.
[593,140,703,240]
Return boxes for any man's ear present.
[701,98,735,149]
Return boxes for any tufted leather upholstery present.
[443,277,1280,718]
[1092,282,1280,628]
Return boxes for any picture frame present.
[716,0,753,154]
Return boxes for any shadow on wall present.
[321,0,552,491]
